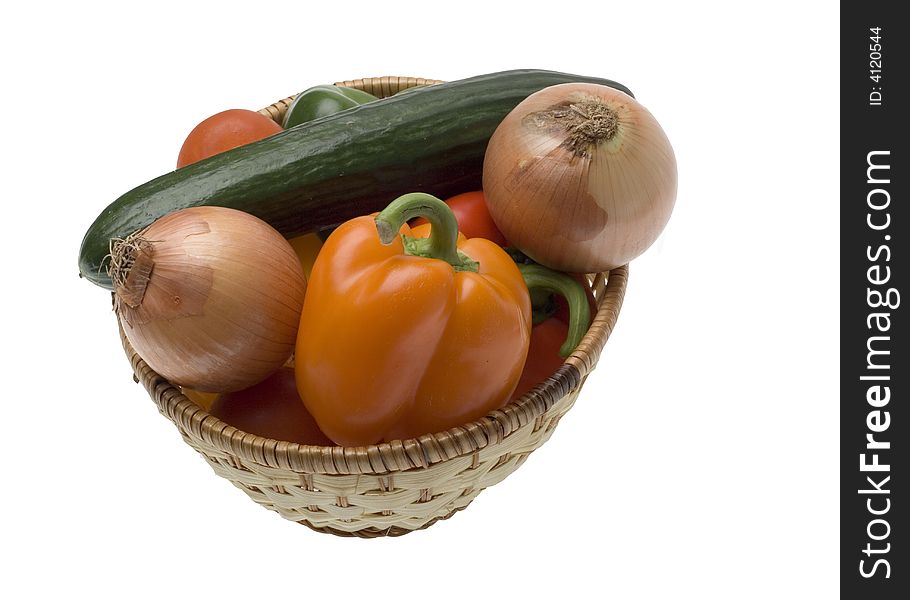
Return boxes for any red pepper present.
[510,268,595,401]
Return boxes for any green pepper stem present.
[375,192,478,272]
[518,264,592,358]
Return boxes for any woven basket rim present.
[122,76,629,477]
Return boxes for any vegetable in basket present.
[483,82,677,273]
[110,206,307,392]
[180,387,219,411]
[509,263,595,400]
[411,190,507,246]
[176,109,282,168]
[288,233,323,279]
[294,193,532,446]
[210,368,334,446]
[282,84,378,128]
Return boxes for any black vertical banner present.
[841,2,907,597]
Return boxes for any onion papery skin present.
[112,206,307,393]
[482,83,677,273]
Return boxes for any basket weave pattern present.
[185,387,580,535]
[121,77,629,537]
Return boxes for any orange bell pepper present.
[295,193,532,446]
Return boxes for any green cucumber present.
[79,69,633,289]
[392,84,429,96]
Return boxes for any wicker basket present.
[118,76,629,537]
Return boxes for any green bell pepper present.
[282,85,378,128]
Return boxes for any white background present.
[2,1,838,598]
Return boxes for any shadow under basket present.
[119,77,629,538]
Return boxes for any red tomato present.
[209,367,334,445]
[412,191,508,245]
[176,109,282,168]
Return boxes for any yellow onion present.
[110,206,307,392]
[483,83,677,273]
